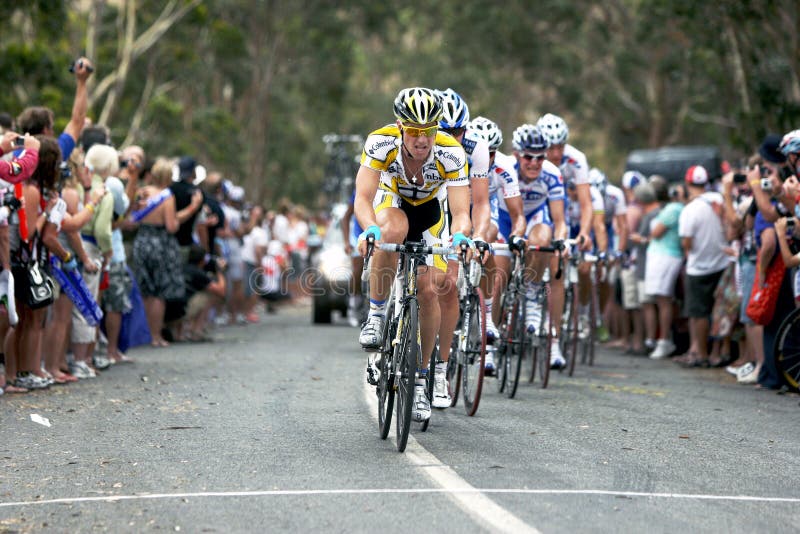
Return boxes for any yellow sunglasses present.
[402,124,438,137]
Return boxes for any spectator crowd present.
[0,57,323,395]
[601,133,800,389]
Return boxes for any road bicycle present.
[446,246,487,416]
[363,239,451,452]
[561,250,599,376]
[774,307,800,390]
[493,240,566,396]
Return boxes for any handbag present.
[745,253,785,325]
[23,258,55,309]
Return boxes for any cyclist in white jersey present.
[468,116,526,375]
[565,175,607,338]
[509,124,569,369]
[355,88,472,422]
[433,88,491,409]
[590,168,629,334]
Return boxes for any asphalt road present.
[1,304,799,533]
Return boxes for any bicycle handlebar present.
[361,241,454,282]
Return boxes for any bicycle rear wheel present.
[496,290,514,393]
[395,299,419,453]
[506,296,525,398]
[462,288,486,415]
[565,284,579,376]
[776,308,800,390]
[537,289,552,389]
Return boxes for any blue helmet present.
[780,129,800,155]
[512,124,549,152]
[437,88,470,129]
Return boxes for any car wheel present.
[313,296,332,324]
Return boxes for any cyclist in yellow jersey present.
[355,87,472,422]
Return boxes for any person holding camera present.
[16,56,94,163]
[0,132,40,184]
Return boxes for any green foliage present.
[2,0,797,205]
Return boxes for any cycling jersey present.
[602,184,627,228]
[489,152,521,230]
[566,185,604,239]
[496,159,564,240]
[361,124,468,206]
[559,144,590,186]
[460,129,490,181]
[361,124,468,271]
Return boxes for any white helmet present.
[537,113,569,145]
[468,116,503,151]
[589,167,607,194]
[437,88,470,129]
[512,124,549,152]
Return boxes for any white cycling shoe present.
[413,381,431,421]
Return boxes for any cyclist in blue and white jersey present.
[468,116,526,375]
[538,113,594,251]
[508,124,569,369]
[433,88,491,409]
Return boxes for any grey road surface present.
[1,305,799,533]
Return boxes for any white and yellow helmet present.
[393,87,443,125]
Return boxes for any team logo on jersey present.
[461,137,477,154]
[435,149,464,168]
[367,138,395,156]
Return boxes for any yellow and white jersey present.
[360,124,469,206]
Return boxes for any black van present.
[625,146,722,183]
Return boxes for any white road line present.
[361,379,541,534]
[4,488,800,509]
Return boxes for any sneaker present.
[737,364,759,384]
[432,368,451,409]
[736,362,756,380]
[93,355,111,370]
[413,381,431,422]
[649,339,676,360]
[14,372,50,390]
[69,361,97,379]
[359,315,385,349]
[597,325,610,343]
[644,338,656,352]
[484,349,496,376]
[485,317,500,342]
[366,353,381,386]
[550,340,566,370]
[525,292,543,334]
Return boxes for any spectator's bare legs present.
[105,310,126,361]
[4,325,21,390]
[655,296,673,345]
[21,308,47,378]
[144,296,168,347]
[688,317,711,361]
[747,324,764,373]
[630,310,645,352]
[643,301,657,346]
[44,295,76,381]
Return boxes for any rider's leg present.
[418,266,447,370]
[437,259,460,363]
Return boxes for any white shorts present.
[644,253,684,297]
[637,280,654,305]
[620,267,639,310]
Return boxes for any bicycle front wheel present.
[462,288,487,416]
[496,290,514,394]
[395,299,419,453]
[776,308,800,390]
[420,344,437,432]
[377,303,396,440]
[447,325,462,407]
[565,284,579,377]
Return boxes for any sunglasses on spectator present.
[402,124,438,137]
[521,152,546,161]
